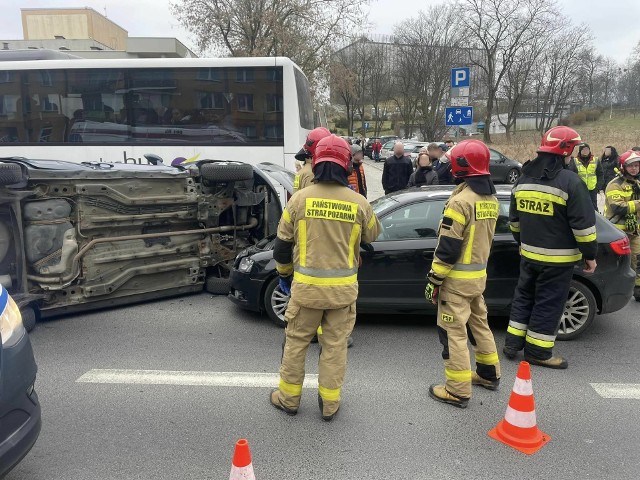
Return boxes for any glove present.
[279,276,292,296]
[360,242,374,253]
[625,213,639,233]
[425,282,439,304]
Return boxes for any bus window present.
[294,68,314,130]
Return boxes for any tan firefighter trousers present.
[437,288,500,399]
[276,298,356,416]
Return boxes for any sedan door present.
[358,198,446,312]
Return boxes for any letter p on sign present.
[451,67,470,88]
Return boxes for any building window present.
[239,126,257,138]
[196,68,221,82]
[236,69,255,83]
[39,70,53,86]
[237,94,254,112]
[265,94,283,112]
[265,124,284,140]
[197,92,224,109]
[267,68,283,82]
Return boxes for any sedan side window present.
[495,200,511,234]
[489,149,502,162]
[378,200,446,240]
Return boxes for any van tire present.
[0,163,23,186]
[200,162,254,182]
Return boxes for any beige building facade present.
[21,8,128,50]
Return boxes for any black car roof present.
[383,184,513,202]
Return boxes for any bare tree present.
[394,7,464,141]
[460,0,558,143]
[329,58,358,135]
[366,44,391,136]
[496,35,545,140]
[533,24,592,132]
[171,0,369,87]
[389,43,420,138]
[576,47,604,107]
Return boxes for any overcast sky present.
[0,0,638,63]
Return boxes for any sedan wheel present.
[557,280,596,340]
[264,276,289,328]
[506,168,520,184]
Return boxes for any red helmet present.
[295,127,331,161]
[313,134,351,171]
[538,126,582,156]
[619,150,640,174]
[448,139,491,178]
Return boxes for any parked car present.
[364,135,399,158]
[489,148,522,184]
[0,286,41,478]
[228,185,634,340]
[380,140,419,161]
[0,157,290,328]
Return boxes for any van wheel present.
[557,280,596,340]
[205,276,230,295]
[21,306,37,333]
[200,162,254,182]
[264,276,289,328]
[0,163,23,186]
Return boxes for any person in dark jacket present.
[407,152,439,187]
[429,143,454,185]
[505,126,597,370]
[382,142,413,194]
[600,145,619,187]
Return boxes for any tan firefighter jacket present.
[428,182,499,297]
[276,182,381,309]
[293,162,314,192]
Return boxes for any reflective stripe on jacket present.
[430,183,499,297]
[604,176,640,233]
[575,156,600,191]
[509,163,598,266]
[276,183,381,309]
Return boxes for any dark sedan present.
[228,185,635,340]
[489,148,522,184]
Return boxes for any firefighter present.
[505,126,597,369]
[575,143,604,209]
[425,139,501,409]
[293,127,331,192]
[604,149,640,301]
[270,135,381,420]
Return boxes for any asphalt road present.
[8,292,640,480]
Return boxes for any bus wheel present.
[0,163,24,186]
[200,162,254,182]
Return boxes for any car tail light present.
[610,237,630,255]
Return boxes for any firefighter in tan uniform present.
[270,135,381,420]
[604,149,640,301]
[293,127,331,192]
[425,140,501,408]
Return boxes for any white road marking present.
[590,383,640,399]
[77,369,318,388]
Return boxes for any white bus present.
[0,56,313,170]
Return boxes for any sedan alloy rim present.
[271,287,290,321]
[508,170,519,183]
[558,287,589,335]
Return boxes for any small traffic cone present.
[488,361,550,455]
[229,439,256,480]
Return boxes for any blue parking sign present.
[364,122,369,129]
[445,106,473,126]
[451,67,470,88]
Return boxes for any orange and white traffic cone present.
[488,361,550,455]
[229,438,256,480]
